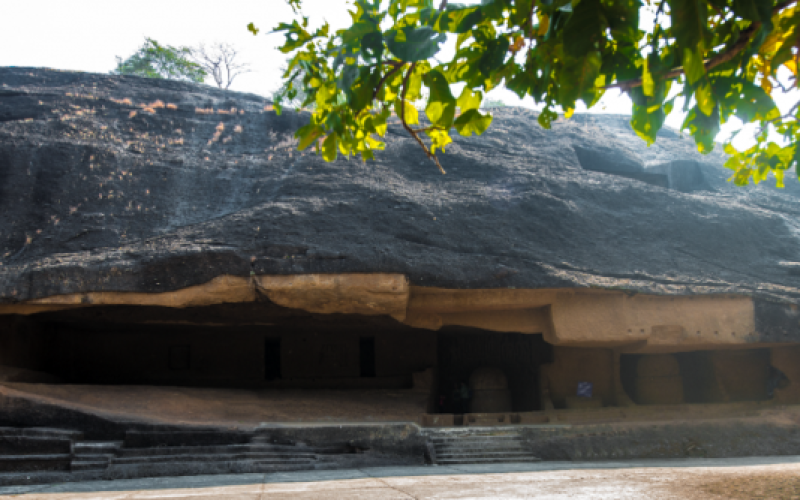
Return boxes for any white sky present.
[1,0,796,149]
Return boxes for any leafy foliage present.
[113,38,206,84]
[252,0,800,185]
[271,57,313,108]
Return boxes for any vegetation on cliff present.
[251,0,799,185]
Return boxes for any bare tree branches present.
[192,43,251,90]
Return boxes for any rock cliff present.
[1,67,800,303]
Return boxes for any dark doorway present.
[168,345,191,371]
[621,349,772,404]
[359,337,376,378]
[437,329,552,413]
[264,338,281,380]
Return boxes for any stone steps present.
[74,441,123,454]
[431,436,522,443]
[427,430,540,465]
[250,437,348,455]
[71,441,123,472]
[111,451,317,465]
[437,456,542,465]
[116,443,314,457]
[0,427,339,480]
[437,450,537,459]
[0,428,83,440]
[434,441,525,451]
[431,436,522,441]
[0,454,72,472]
[71,459,112,472]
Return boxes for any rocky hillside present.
[1,67,799,303]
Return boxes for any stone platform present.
[0,383,429,427]
[1,382,800,485]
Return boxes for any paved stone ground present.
[3,457,800,499]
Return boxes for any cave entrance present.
[620,349,777,405]
[0,303,562,427]
[0,303,443,426]
[435,328,552,414]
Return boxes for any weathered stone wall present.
[541,347,616,409]
[3,67,800,309]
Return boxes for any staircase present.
[0,428,80,473]
[100,430,320,473]
[426,429,541,465]
[72,441,122,471]
[0,427,325,479]
[108,442,317,471]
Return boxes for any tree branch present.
[607,22,761,91]
[192,42,251,90]
[372,61,405,100]
[399,63,446,174]
[524,0,537,39]
[608,0,797,91]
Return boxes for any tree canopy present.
[250,0,799,186]
[112,38,206,84]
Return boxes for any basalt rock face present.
[1,67,800,303]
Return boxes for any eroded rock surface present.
[2,67,800,303]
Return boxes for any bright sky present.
[2,0,796,148]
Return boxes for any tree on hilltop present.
[249,0,799,185]
[112,38,206,83]
[192,42,252,89]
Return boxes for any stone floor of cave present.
[0,383,429,426]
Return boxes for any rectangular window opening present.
[264,338,281,381]
[360,337,376,378]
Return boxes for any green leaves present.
[436,5,483,33]
[386,26,446,61]
[682,104,720,153]
[457,87,483,112]
[395,98,420,125]
[112,38,206,83]
[428,128,453,154]
[670,0,707,50]
[268,0,800,186]
[478,38,510,76]
[682,47,706,85]
[341,22,378,45]
[732,0,773,30]
[322,134,338,162]
[562,0,603,58]
[454,109,493,136]
[538,107,559,129]
[247,23,260,35]
[559,51,602,106]
[695,80,715,116]
[423,69,456,127]
[631,101,666,146]
[710,76,780,123]
[642,58,655,97]
[296,123,325,150]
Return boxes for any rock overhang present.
[1,66,800,312]
[0,272,782,352]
